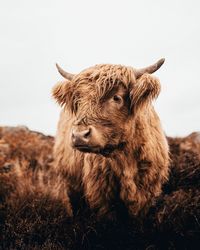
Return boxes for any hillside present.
[0,126,200,250]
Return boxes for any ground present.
[0,126,200,250]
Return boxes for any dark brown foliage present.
[0,127,199,250]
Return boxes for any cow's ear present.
[52,81,71,106]
[130,73,161,111]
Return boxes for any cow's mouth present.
[73,142,126,156]
[74,145,99,153]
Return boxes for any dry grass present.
[0,126,199,249]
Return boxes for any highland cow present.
[52,59,170,218]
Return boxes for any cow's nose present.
[72,128,91,144]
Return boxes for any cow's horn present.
[135,58,165,79]
[56,63,74,80]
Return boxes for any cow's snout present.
[72,128,91,146]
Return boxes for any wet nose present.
[72,128,91,144]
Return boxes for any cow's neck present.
[83,143,137,178]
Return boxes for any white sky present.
[0,0,199,137]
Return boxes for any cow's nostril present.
[83,129,91,138]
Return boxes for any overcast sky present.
[0,0,199,137]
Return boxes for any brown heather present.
[0,126,199,249]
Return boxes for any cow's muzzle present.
[71,127,100,153]
[71,127,91,147]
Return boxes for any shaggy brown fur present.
[52,63,169,218]
[0,127,199,249]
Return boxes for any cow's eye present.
[113,95,123,104]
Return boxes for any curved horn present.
[56,63,74,80]
[135,58,165,79]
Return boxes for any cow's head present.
[52,59,164,156]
